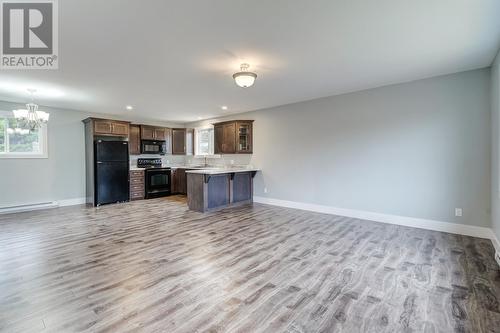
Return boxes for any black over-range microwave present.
[141,140,167,155]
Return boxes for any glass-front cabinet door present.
[236,121,253,153]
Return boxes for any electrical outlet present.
[230,160,234,165]
[495,252,500,267]
[455,208,463,217]
[264,187,268,193]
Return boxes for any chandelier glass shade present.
[13,102,50,131]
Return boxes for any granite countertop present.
[185,168,260,175]
[130,165,216,171]
[129,165,254,172]
[169,166,214,169]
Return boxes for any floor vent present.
[0,202,58,215]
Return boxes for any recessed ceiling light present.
[126,105,133,110]
[197,116,203,120]
[221,106,228,110]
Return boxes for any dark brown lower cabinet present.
[177,169,187,194]
[171,168,178,193]
[172,168,188,195]
[130,170,145,200]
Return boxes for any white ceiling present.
[0,0,499,123]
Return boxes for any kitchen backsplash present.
[186,154,252,167]
[130,155,186,167]
[130,154,253,167]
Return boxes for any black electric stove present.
[137,158,171,198]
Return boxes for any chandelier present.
[12,89,50,132]
[233,63,257,88]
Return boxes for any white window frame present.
[0,113,48,159]
[194,125,215,157]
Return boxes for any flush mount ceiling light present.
[126,105,133,110]
[233,63,257,88]
[221,105,228,110]
[12,89,50,132]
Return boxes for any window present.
[195,126,214,156]
[0,112,47,158]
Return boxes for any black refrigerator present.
[94,140,130,206]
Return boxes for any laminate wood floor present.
[0,196,499,333]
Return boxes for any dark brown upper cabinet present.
[172,129,185,154]
[213,120,253,154]
[140,125,172,154]
[214,124,223,154]
[172,128,194,155]
[129,124,141,155]
[141,126,154,140]
[154,128,168,141]
[140,125,169,141]
[89,118,130,137]
[223,122,236,153]
[236,121,253,153]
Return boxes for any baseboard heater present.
[0,201,58,215]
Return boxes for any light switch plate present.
[455,208,463,217]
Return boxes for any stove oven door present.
[145,169,171,198]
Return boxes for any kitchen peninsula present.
[186,168,259,212]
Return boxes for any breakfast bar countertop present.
[185,168,260,175]
[186,168,259,212]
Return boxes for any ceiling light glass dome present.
[233,63,257,88]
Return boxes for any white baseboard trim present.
[491,231,500,253]
[56,197,86,207]
[254,196,494,240]
[0,202,58,214]
[492,231,500,267]
[0,197,86,214]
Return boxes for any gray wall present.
[0,69,492,229]
[0,101,182,208]
[491,50,500,243]
[189,69,491,227]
